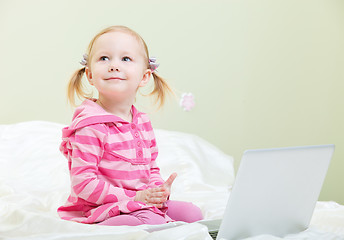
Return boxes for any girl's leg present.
[130,209,167,225]
[98,209,167,226]
[166,200,203,223]
[98,214,142,226]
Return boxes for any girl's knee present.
[167,201,203,223]
[183,203,203,223]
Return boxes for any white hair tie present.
[80,54,88,67]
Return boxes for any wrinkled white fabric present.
[0,121,343,240]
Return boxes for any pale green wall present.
[1,0,343,204]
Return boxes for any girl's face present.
[86,31,151,103]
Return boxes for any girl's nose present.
[108,61,120,72]
[109,66,120,72]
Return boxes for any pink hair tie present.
[149,57,160,72]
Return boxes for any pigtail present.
[67,67,91,106]
[150,71,174,108]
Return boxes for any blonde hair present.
[67,25,172,107]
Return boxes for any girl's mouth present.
[105,77,125,81]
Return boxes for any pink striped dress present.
[58,99,171,224]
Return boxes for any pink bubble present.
[180,93,195,111]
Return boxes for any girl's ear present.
[85,67,93,85]
[139,69,151,87]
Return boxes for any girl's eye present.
[122,56,131,62]
[100,56,109,61]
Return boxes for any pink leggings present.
[98,200,203,226]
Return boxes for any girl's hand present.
[135,187,167,208]
[135,173,177,208]
[162,172,177,196]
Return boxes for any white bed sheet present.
[0,121,343,240]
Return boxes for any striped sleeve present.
[69,125,136,205]
[144,122,164,188]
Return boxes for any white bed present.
[0,121,343,240]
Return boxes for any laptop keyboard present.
[209,231,218,240]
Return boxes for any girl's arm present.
[147,133,165,188]
[143,127,177,206]
[68,125,136,205]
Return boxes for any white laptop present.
[200,144,335,240]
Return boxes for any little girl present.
[58,25,203,226]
